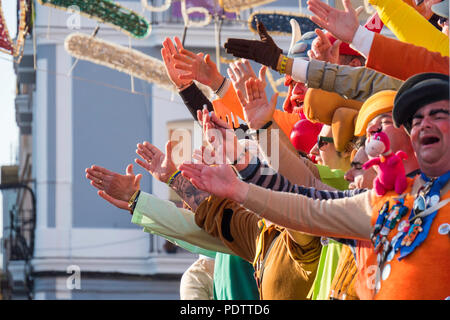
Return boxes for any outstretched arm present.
[180,162,374,240]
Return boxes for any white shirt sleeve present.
[350,25,375,59]
[291,58,309,83]
[132,191,235,256]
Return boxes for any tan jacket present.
[195,195,322,300]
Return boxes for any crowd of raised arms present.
[85,0,449,300]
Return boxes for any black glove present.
[224,21,282,71]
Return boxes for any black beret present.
[393,72,449,132]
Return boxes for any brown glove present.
[224,21,282,70]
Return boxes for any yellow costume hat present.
[303,88,362,152]
[354,90,397,137]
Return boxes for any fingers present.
[126,163,134,176]
[269,92,279,113]
[197,109,203,126]
[236,88,247,107]
[245,78,262,101]
[355,5,364,16]
[173,36,184,52]
[258,65,267,84]
[165,140,174,160]
[163,37,177,56]
[134,173,142,188]
[210,112,231,130]
[227,67,236,83]
[86,166,108,185]
[342,0,355,13]
[98,190,129,211]
[90,180,103,190]
[135,158,151,171]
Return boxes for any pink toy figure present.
[363,131,408,196]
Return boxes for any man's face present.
[410,100,450,174]
[344,146,377,189]
[365,112,412,156]
[310,125,347,170]
[283,75,307,115]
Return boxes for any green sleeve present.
[315,164,349,191]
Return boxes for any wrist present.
[230,179,249,204]
[210,74,226,92]
[276,54,283,72]
[128,189,141,213]
[167,170,181,186]
[177,81,194,92]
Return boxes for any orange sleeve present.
[213,85,301,136]
[273,109,301,139]
[212,85,245,129]
[366,33,450,81]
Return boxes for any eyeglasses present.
[317,136,334,150]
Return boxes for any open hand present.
[307,0,361,44]
[197,108,242,165]
[85,164,141,211]
[308,28,341,64]
[179,162,248,203]
[135,141,178,183]
[236,77,278,130]
[227,59,267,101]
[161,37,192,90]
[173,48,224,92]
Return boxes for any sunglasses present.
[439,16,448,25]
[317,136,334,149]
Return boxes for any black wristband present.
[260,121,273,130]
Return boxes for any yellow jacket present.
[369,0,449,56]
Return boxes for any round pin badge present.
[429,195,440,207]
[438,223,450,235]
[387,249,395,262]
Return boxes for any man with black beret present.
[179,72,450,299]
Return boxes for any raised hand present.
[236,77,278,130]
[227,59,267,101]
[224,21,282,70]
[307,0,361,44]
[179,162,248,203]
[85,164,141,211]
[172,48,225,92]
[197,108,242,165]
[135,141,178,183]
[161,37,192,90]
[308,28,341,64]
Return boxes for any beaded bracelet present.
[167,170,181,186]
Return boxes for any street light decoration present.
[38,0,151,39]
[248,11,319,36]
[64,32,213,98]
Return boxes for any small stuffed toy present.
[363,131,408,196]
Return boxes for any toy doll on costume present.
[363,131,408,196]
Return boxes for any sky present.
[0,1,18,269]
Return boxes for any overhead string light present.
[37,0,151,39]
[218,0,276,12]
[64,32,214,99]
